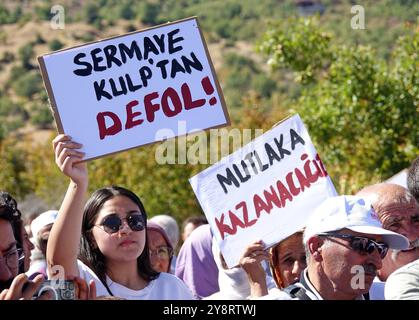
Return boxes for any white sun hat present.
[303,195,409,250]
[31,210,58,238]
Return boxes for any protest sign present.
[38,17,229,161]
[189,114,337,268]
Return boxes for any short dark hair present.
[0,191,23,246]
[0,191,25,274]
[407,156,419,202]
[80,186,158,292]
[182,215,208,230]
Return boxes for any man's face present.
[182,222,200,241]
[379,200,419,273]
[0,218,19,290]
[21,226,34,272]
[320,230,384,299]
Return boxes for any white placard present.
[39,17,229,161]
[189,114,337,268]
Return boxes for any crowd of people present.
[0,134,418,300]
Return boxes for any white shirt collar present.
[302,268,365,300]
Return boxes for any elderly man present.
[407,156,419,202]
[383,158,419,299]
[357,183,419,281]
[256,195,409,300]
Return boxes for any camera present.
[35,280,76,300]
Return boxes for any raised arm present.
[239,240,270,298]
[47,134,87,278]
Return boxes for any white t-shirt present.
[369,277,385,300]
[77,260,194,300]
[385,259,419,300]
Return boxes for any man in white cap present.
[268,195,409,300]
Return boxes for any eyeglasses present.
[0,248,24,268]
[95,214,145,234]
[318,233,389,259]
[149,246,173,260]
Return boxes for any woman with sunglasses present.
[47,134,194,299]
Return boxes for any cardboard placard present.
[189,114,337,268]
[38,17,229,161]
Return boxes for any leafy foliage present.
[0,4,23,24]
[259,17,418,193]
[13,71,42,99]
[18,43,35,69]
[48,39,64,51]
[259,18,332,84]
[0,0,417,222]
[0,138,32,198]
[30,103,54,128]
[0,95,27,140]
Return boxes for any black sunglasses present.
[95,214,145,234]
[319,233,389,259]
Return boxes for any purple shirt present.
[175,225,219,299]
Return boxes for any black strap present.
[284,284,371,300]
[283,284,312,300]
[102,280,114,296]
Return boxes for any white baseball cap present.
[303,195,409,250]
[31,210,58,238]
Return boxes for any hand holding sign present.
[190,114,337,268]
[239,240,270,298]
[38,17,229,161]
[52,134,87,186]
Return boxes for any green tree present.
[222,52,277,107]
[13,71,42,98]
[49,39,64,51]
[259,17,418,193]
[18,43,35,69]
[0,138,32,198]
[85,3,100,25]
[120,3,135,20]
[30,104,54,129]
[0,4,22,24]
[138,2,160,25]
[0,96,27,141]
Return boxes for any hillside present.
[0,0,417,142]
[0,0,417,220]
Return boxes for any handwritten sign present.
[189,114,337,268]
[38,17,229,160]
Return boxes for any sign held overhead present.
[38,17,229,161]
[189,114,337,268]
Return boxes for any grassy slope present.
[0,0,416,142]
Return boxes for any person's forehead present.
[379,200,419,216]
[0,219,16,252]
[97,195,141,218]
[147,229,168,246]
[278,233,304,252]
